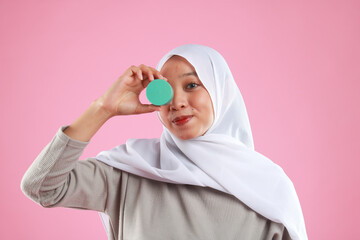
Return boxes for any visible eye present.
[186,83,198,89]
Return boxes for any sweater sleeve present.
[20,125,119,213]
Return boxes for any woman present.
[21,44,307,239]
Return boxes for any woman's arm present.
[63,63,166,142]
[63,100,112,142]
[21,64,164,211]
[20,123,120,212]
[20,99,116,211]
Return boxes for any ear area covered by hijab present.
[96,44,308,240]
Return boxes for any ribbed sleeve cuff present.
[56,125,91,148]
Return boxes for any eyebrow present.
[179,71,198,78]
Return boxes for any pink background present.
[1,0,359,239]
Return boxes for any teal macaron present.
[146,79,174,106]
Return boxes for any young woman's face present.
[159,55,215,140]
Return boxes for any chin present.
[175,131,199,140]
[178,136,194,140]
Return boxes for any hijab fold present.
[95,44,308,240]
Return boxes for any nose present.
[169,89,187,111]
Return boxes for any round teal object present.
[146,79,173,106]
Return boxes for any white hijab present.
[96,44,308,240]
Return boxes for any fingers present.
[129,64,166,83]
[140,64,166,82]
[135,103,162,114]
[128,66,143,80]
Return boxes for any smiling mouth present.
[172,116,193,126]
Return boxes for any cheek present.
[193,91,213,113]
[159,110,169,125]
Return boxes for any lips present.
[172,115,193,125]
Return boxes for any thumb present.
[136,104,161,114]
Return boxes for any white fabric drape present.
[96,44,308,240]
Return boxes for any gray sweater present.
[21,125,291,240]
